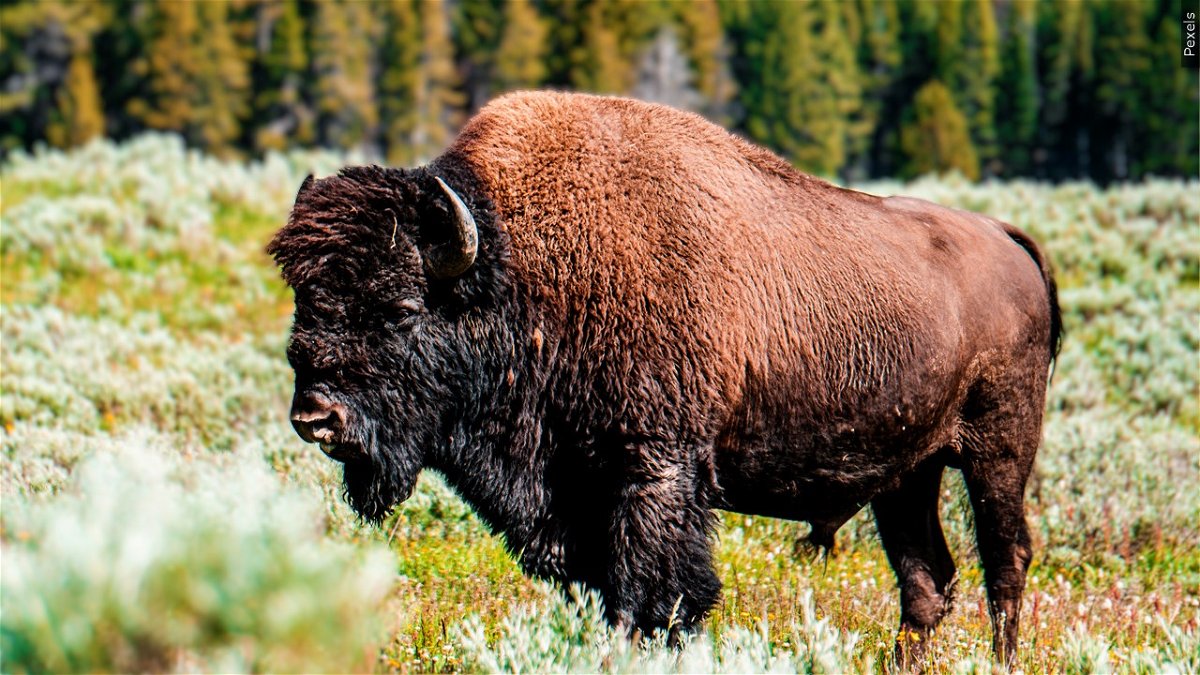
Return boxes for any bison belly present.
[709,357,965,534]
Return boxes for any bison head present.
[268,166,484,523]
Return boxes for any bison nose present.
[290,392,347,445]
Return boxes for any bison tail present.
[1003,225,1063,378]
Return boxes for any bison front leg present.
[604,458,721,640]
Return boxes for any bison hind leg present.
[873,456,957,671]
[958,371,1045,668]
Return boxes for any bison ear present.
[424,176,479,279]
[295,174,315,202]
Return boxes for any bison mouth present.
[319,441,359,463]
[290,391,423,524]
[339,434,421,525]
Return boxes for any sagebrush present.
[1,136,1196,672]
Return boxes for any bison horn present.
[427,176,479,279]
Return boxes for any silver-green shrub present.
[457,585,863,673]
[1,442,395,673]
[3,135,1197,672]
[1,305,290,455]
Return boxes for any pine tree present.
[933,0,963,87]
[674,0,736,120]
[46,50,104,148]
[90,0,146,142]
[741,1,855,176]
[379,0,422,164]
[996,0,1038,177]
[574,1,627,93]
[413,0,463,160]
[812,0,864,179]
[1,0,109,152]
[1068,3,1096,178]
[192,0,248,155]
[2,0,1194,180]
[903,0,940,64]
[899,80,979,180]
[958,0,999,174]
[1036,0,1093,179]
[540,0,585,87]
[933,0,997,175]
[0,1,43,150]
[872,0,939,178]
[125,0,247,154]
[739,2,790,161]
[250,0,312,151]
[311,0,378,151]
[494,0,549,93]
[128,1,200,138]
[379,0,461,163]
[714,0,757,133]
[42,2,107,149]
[1092,0,1153,181]
[455,0,504,110]
[855,0,902,177]
[858,0,902,80]
[540,0,675,99]
[1137,0,1200,178]
[607,0,672,66]
[740,1,797,159]
[838,0,866,153]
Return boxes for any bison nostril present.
[289,393,347,445]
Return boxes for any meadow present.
[1,135,1196,673]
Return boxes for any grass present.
[1,135,1197,672]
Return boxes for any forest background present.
[2,0,1198,184]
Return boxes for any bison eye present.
[378,296,424,331]
[391,297,424,314]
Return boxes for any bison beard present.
[341,448,414,526]
[270,91,1060,667]
[333,391,429,525]
[341,459,389,524]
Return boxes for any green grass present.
[2,136,1197,673]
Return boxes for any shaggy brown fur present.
[269,91,1059,666]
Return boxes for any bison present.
[269,91,1059,666]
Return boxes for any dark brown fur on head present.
[268,165,514,523]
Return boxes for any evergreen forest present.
[2,0,1197,183]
